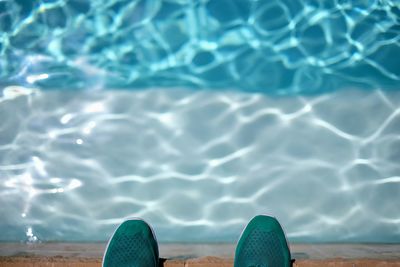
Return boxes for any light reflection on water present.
[0,0,399,92]
[0,0,400,244]
[0,88,399,243]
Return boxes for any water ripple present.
[0,88,399,242]
[0,0,399,92]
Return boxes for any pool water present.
[0,0,399,243]
[1,0,399,93]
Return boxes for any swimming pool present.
[0,0,399,243]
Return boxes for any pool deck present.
[0,243,399,266]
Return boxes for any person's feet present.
[102,215,291,267]
[102,218,159,267]
[234,215,292,267]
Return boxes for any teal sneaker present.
[234,215,292,267]
[102,218,159,267]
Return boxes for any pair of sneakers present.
[102,215,292,267]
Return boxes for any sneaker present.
[234,215,292,267]
[102,218,159,267]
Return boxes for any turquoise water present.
[0,0,400,243]
[0,0,399,92]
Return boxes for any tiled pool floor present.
[0,243,399,266]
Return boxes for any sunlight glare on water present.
[0,88,400,242]
[0,0,399,92]
[0,0,400,243]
